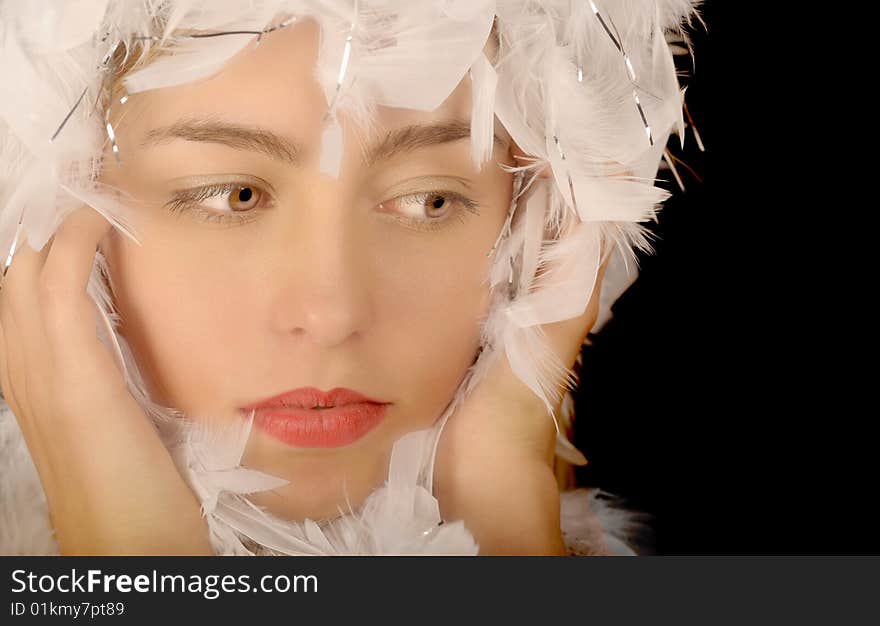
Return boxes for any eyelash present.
[164,183,269,227]
[378,190,481,232]
[164,182,481,232]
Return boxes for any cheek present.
[102,227,251,412]
[370,234,494,420]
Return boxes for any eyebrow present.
[142,118,300,164]
[141,117,507,167]
[363,119,507,167]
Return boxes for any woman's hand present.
[433,248,609,556]
[0,207,212,555]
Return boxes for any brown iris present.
[230,186,260,211]
[425,193,450,218]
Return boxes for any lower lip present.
[247,403,389,448]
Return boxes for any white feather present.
[507,221,601,327]
[319,119,345,178]
[213,496,328,555]
[469,53,497,170]
[3,0,111,53]
[123,2,283,94]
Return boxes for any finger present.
[0,304,38,448]
[41,206,113,300]
[0,227,53,318]
[0,229,54,407]
[0,295,20,413]
[39,206,117,382]
[0,310,10,406]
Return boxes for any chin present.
[246,463,388,523]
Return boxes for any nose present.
[268,197,372,349]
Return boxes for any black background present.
[571,1,870,555]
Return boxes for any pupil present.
[238,187,253,202]
[431,196,445,209]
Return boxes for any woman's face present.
[98,19,514,520]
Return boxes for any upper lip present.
[240,387,389,411]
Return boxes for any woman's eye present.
[212,186,261,212]
[165,182,480,231]
[377,190,480,232]
[165,182,272,225]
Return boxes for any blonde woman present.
[0,0,700,555]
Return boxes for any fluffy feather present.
[124,3,283,94]
[469,53,498,170]
[2,0,110,53]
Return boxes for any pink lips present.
[239,387,390,448]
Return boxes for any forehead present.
[121,18,478,145]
